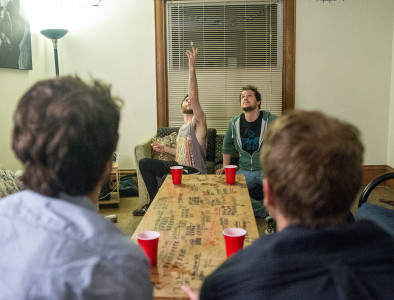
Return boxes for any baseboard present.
[385,165,394,189]
[362,165,394,188]
[386,165,394,172]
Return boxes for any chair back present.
[358,172,394,207]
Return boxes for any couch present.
[135,127,219,205]
[0,164,24,199]
[135,127,254,205]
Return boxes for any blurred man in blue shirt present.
[183,110,394,300]
[0,76,152,299]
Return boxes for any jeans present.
[237,169,268,218]
[139,158,199,203]
[236,169,264,190]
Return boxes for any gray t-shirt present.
[175,122,207,174]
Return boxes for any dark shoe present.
[265,217,276,234]
[104,214,117,223]
[133,204,150,216]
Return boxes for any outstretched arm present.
[216,154,231,174]
[186,47,206,140]
[186,47,205,123]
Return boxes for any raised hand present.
[186,47,198,69]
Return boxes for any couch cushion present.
[215,135,225,163]
[157,127,179,138]
[0,165,21,198]
[215,135,239,165]
[152,132,178,161]
[206,161,215,174]
[206,128,216,162]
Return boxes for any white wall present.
[0,33,52,170]
[60,0,157,169]
[388,11,394,169]
[1,0,394,170]
[0,0,157,169]
[296,0,394,165]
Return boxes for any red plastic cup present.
[137,231,160,266]
[222,228,246,258]
[170,166,183,185]
[224,165,237,184]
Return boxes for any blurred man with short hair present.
[0,76,152,299]
[185,110,394,300]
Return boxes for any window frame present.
[154,0,295,127]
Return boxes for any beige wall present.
[0,33,51,170]
[59,0,157,169]
[0,0,157,169]
[388,11,394,169]
[296,0,394,166]
[1,0,394,170]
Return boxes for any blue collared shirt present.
[0,190,152,299]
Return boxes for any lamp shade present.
[40,29,69,77]
[40,29,69,40]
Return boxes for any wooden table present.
[131,174,259,299]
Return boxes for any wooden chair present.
[356,172,394,236]
[358,172,394,208]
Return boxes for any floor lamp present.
[40,29,68,77]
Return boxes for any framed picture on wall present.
[0,0,32,70]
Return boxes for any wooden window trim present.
[154,0,295,127]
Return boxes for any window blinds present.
[167,0,283,133]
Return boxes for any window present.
[154,0,295,130]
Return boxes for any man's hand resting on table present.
[216,167,225,175]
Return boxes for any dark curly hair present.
[181,94,189,107]
[12,76,123,197]
[239,85,262,109]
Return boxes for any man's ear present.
[100,160,112,185]
[263,178,274,207]
[105,159,112,174]
[263,178,276,219]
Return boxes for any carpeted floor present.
[99,185,394,238]
[98,197,143,237]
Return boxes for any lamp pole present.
[40,29,68,77]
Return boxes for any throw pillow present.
[152,132,177,161]
[0,165,21,199]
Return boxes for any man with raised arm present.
[133,47,207,216]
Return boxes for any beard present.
[182,108,193,114]
[242,104,258,112]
